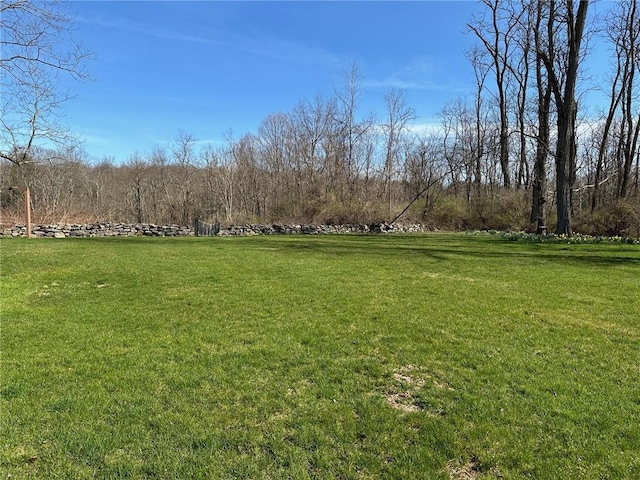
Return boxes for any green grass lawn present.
[1,233,639,479]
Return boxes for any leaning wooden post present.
[25,187,31,238]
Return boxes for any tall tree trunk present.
[499,96,511,188]
[531,88,551,234]
[531,0,551,234]
[555,105,578,234]
[621,114,640,197]
[540,0,589,235]
[592,78,624,210]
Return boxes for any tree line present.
[1,0,639,236]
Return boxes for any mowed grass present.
[1,233,639,479]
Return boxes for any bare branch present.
[1,0,91,167]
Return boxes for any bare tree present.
[125,154,148,223]
[401,133,447,221]
[512,2,533,190]
[330,63,375,203]
[468,0,524,188]
[169,131,199,225]
[612,0,639,199]
[232,133,262,220]
[538,0,590,234]
[212,136,237,223]
[467,45,491,194]
[1,0,91,166]
[438,98,479,200]
[529,0,553,233]
[147,146,172,223]
[291,96,334,212]
[382,88,416,217]
[258,112,293,217]
[88,157,117,221]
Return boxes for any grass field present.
[1,233,639,479]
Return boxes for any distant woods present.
[1,0,639,236]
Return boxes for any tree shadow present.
[258,235,640,268]
[74,234,639,268]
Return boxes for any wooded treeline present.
[1,0,639,236]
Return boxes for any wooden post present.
[1,186,32,238]
[25,187,31,238]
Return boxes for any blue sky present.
[63,0,485,162]
[63,1,609,163]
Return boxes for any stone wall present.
[0,222,430,238]
[0,223,192,238]
[215,223,429,236]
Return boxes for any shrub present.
[425,195,469,230]
[466,189,530,231]
[574,198,640,238]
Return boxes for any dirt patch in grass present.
[383,365,455,415]
[384,366,424,413]
[384,365,428,413]
[446,459,480,479]
[392,371,426,387]
[384,391,422,413]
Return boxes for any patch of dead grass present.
[446,459,480,479]
[383,365,456,414]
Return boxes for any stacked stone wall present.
[0,223,192,238]
[0,222,431,238]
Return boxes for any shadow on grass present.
[259,235,640,268]
[58,234,640,267]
